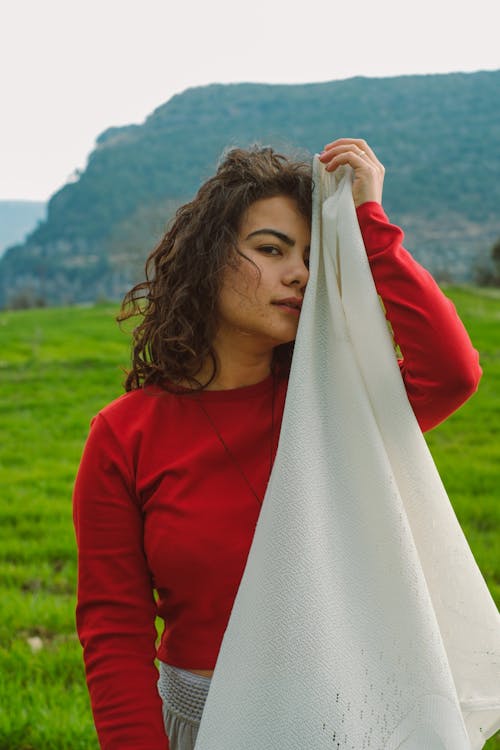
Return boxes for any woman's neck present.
[197,338,274,391]
[203,357,272,391]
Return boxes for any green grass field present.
[0,288,498,749]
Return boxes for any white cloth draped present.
[194,158,500,750]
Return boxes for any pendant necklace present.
[196,375,276,507]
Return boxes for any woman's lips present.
[273,301,301,316]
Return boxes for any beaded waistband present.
[158,662,212,724]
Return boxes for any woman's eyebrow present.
[245,228,295,246]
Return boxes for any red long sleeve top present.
[73,202,482,749]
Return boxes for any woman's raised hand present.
[318,138,385,207]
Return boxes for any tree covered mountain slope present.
[1,70,499,307]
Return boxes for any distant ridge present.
[0,201,45,257]
[1,70,499,308]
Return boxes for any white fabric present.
[194,158,500,750]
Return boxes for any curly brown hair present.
[118,145,313,392]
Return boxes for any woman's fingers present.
[318,138,385,207]
[322,137,377,160]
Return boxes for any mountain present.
[1,70,499,308]
[0,201,46,257]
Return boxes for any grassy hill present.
[1,70,500,308]
[0,288,498,748]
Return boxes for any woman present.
[73,138,481,750]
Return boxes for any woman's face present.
[216,195,310,350]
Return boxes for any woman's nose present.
[284,258,309,288]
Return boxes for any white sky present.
[1,0,498,201]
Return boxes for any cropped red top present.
[73,202,482,749]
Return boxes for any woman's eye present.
[259,245,280,256]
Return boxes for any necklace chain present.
[196,376,276,506]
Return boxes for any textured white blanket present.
[194,158,500,749]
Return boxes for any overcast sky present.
[1,0,498,201]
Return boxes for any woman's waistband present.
[157,662,212,723]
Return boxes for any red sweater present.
[73,203,482,749]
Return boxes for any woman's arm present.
[357,202,482,432]
[319,137,482,432]
[73,413,169,750]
